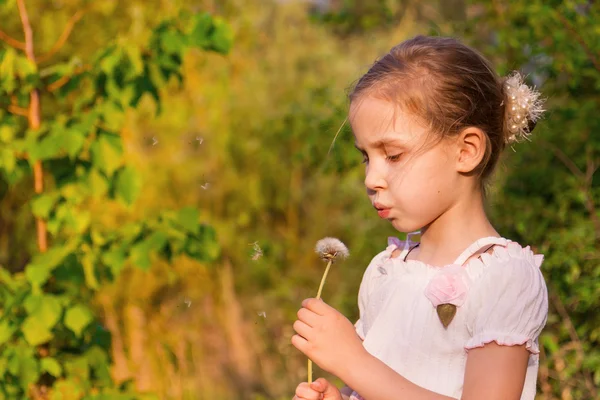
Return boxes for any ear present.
[455,127,487,174]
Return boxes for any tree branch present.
[17,0,47,253]
[8,104,28,117]
[556,13,600,73]
[0,30,25,50]
[37,10,84,64]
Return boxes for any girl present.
[291,35,548,400]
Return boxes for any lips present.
[373,202,391,218]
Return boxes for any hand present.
[291,298,367,377]
[293,378,343,400]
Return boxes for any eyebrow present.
[353,138,404,151]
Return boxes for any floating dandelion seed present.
[257,311,266,318]
[307,237,349,383]
[201,182,210,190]
[184,299,191,308]
[249,241,263,260]
[188,136,204,145]
[152,136,158,146]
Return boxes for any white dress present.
[350,236,549,400]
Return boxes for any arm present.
[340,342,529,400]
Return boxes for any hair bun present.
[503,72,545,144]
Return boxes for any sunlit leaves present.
[89,131,123,177]
[64,304,94,338]
[114,165,142,206]
[0,4,230,398]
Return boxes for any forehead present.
[349,96,424,148]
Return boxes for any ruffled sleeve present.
[465,244,549,354]
[354,246,396,340]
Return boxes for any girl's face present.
[349,96,463,233]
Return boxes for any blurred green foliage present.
[0,0,598,399]
[0,2,228,398]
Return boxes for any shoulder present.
[465,241,549,352]
[468,240,546,289]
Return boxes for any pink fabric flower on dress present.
[424,265,469,307]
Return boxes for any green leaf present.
[129,231,168,270]
[64,304,94,337]
[0,320,17,345]
[114,166,142,206]
[9,346,40,391]
[123,46,144,77]
[208,18,233,54]
[21,317,54,346]
[50,378,85,400]
[0,147,16,174]
[89,132,123,177]
[25,264,52,289]
[161,29,186,55]
[88,169,109,198]
[81,252,99,290]
[0,125,15,142]
[101,246,127,277]
[175,207,200,234]
[185,224,220,261]
[40,357,62,378]
[0,266,17,291]
[99,47,123,75]
[0,48,16,92]
[189,13,214,48]
[62,128,86,159]
[30,192,61,219]
[24,294,63,329]
[25,242,78,289]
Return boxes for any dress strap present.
[452,236,509,266]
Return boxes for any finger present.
[291,334,309,354]
[302,298,330,315]
[297,307,319,327]
[295,382,323,400]
[293,319,313,340]
[311,378,338,397]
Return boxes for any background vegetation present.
[0,0,598,399]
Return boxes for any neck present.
[416,188,499,266]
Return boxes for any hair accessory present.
[503,72,545,144]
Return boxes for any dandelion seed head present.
[315,237,349,261]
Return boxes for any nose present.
[364,162,387,192]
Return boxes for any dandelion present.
[307,237,349,383]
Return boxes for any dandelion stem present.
[316,259,334,300]
[308,258,334,383]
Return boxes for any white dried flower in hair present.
[315,237,350,261]
[504,72,545,144]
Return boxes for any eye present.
[361,155,369,164]
[386,154,402,162]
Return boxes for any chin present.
[390,218,425,234]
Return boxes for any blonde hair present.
[349,35,538,181]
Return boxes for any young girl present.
[291,35,549,400]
